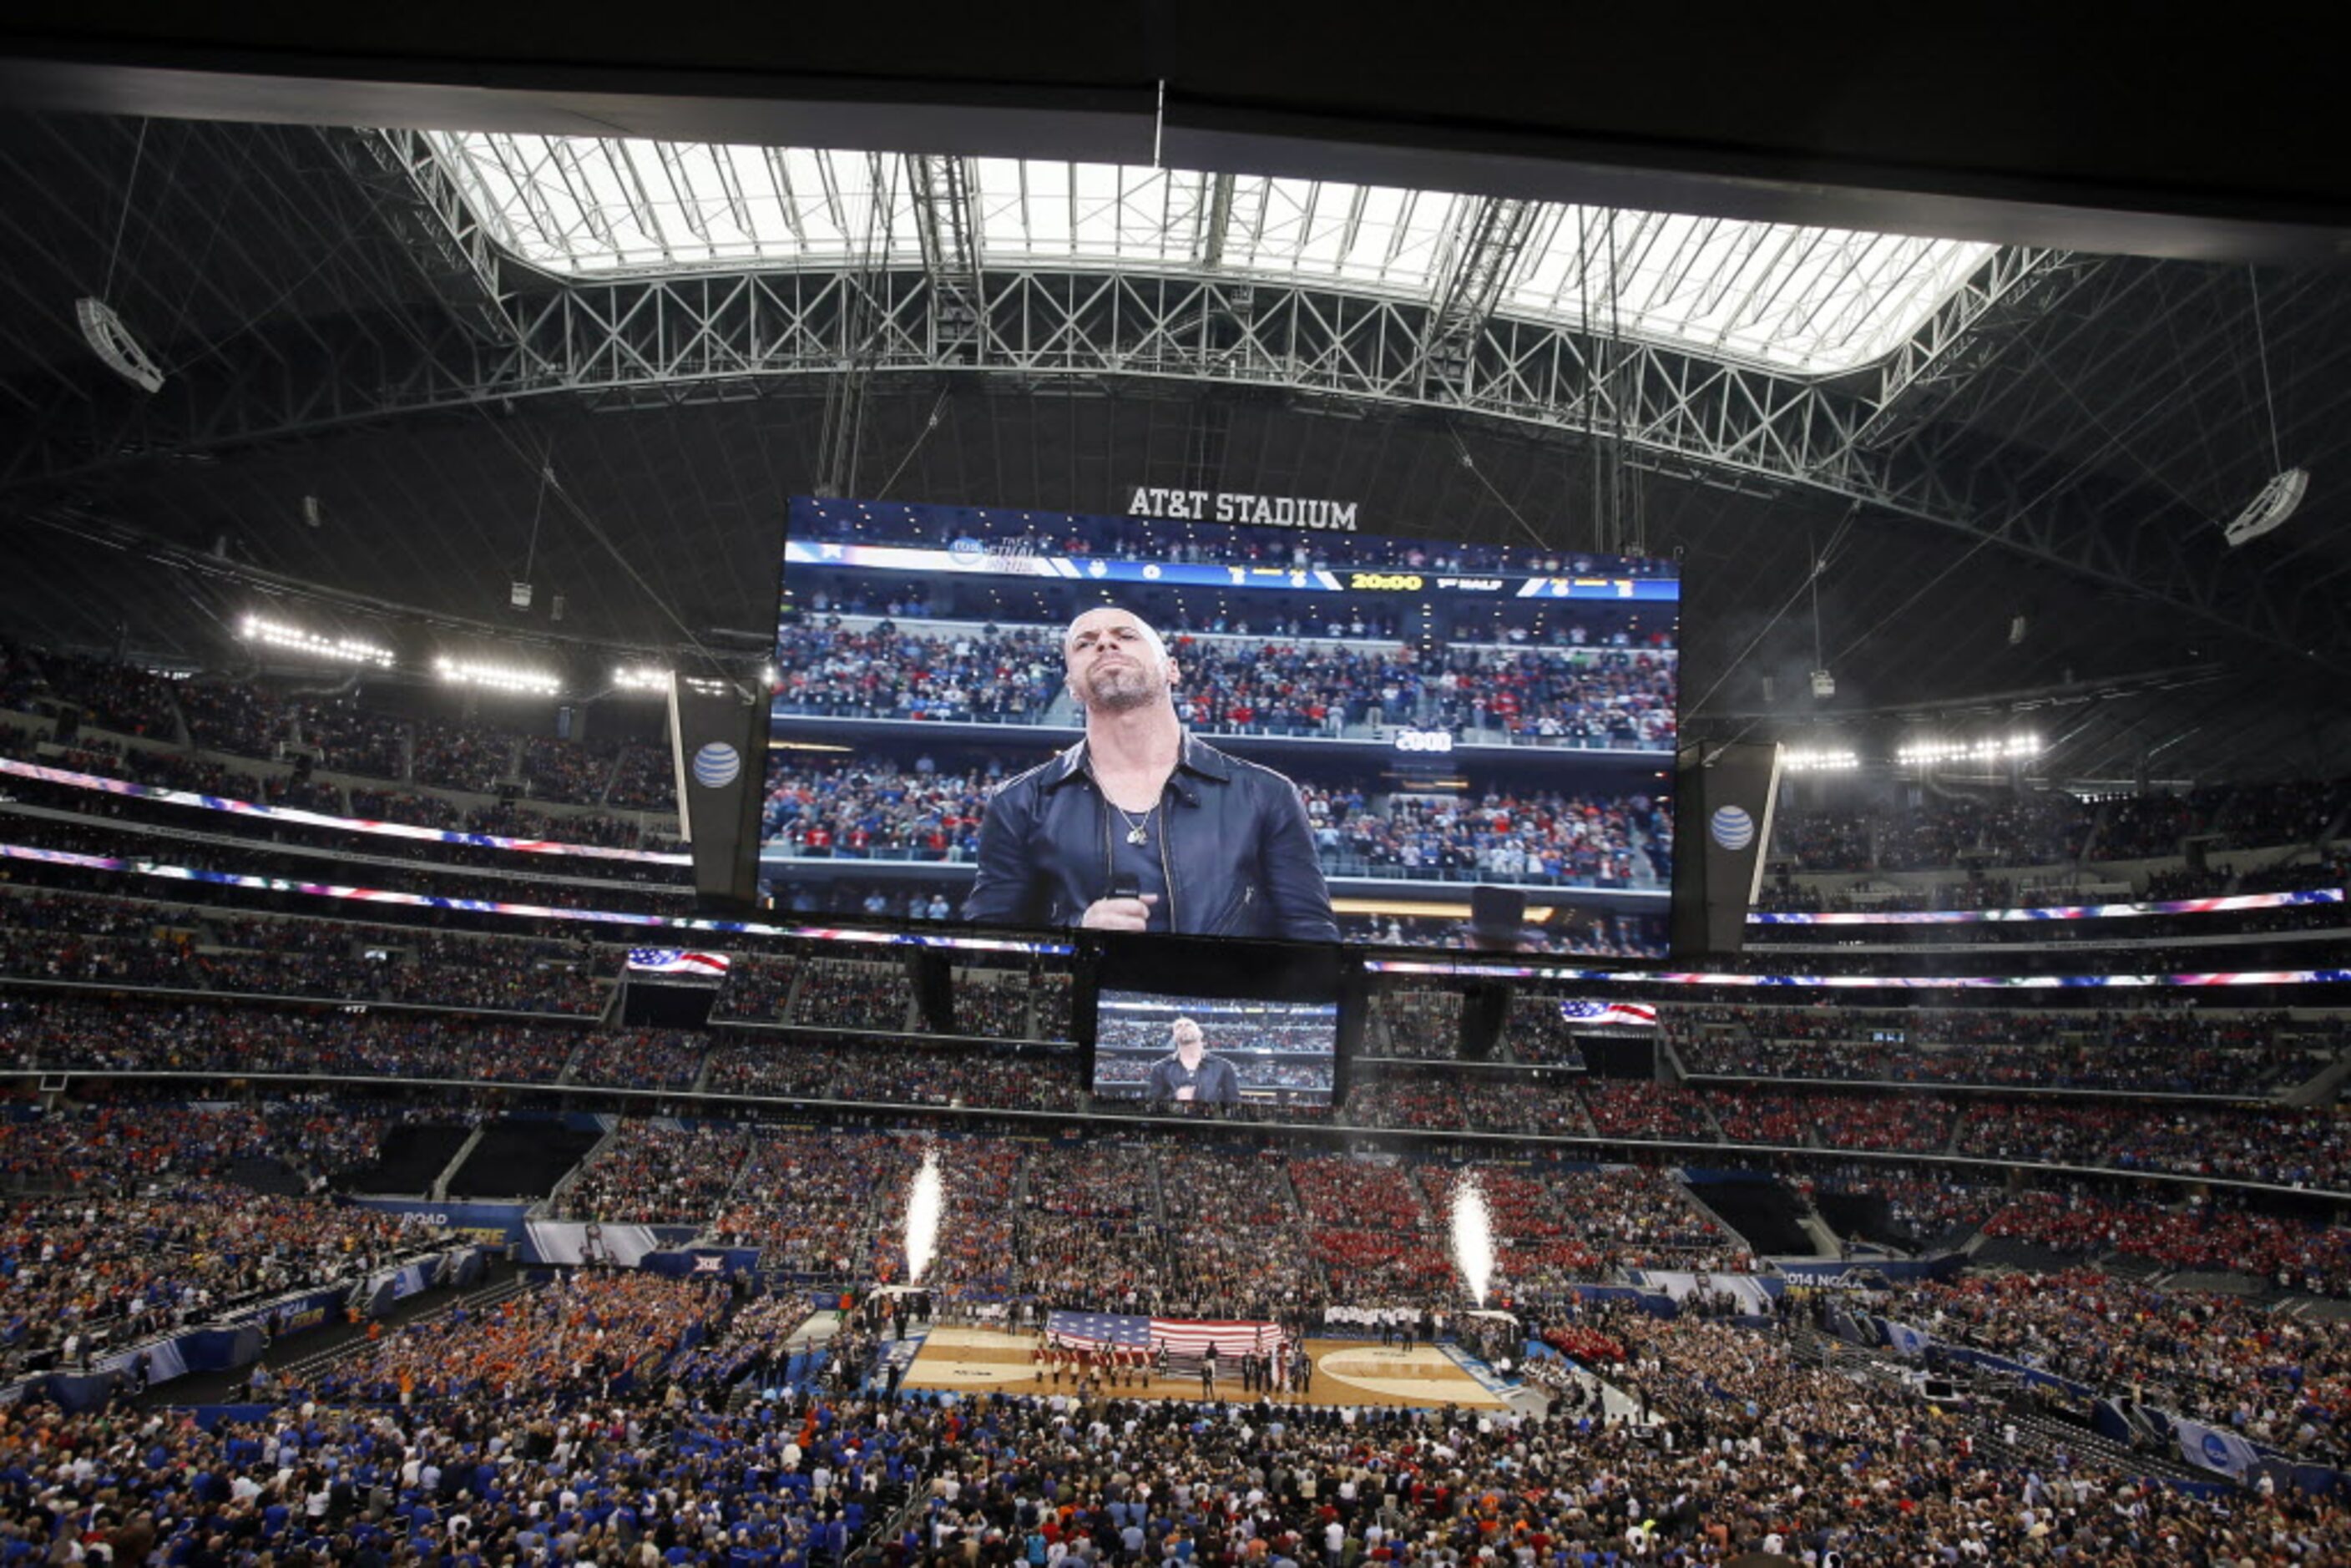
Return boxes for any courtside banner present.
[669,678,767,905]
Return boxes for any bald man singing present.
[963,607,1338,941]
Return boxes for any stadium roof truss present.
[422,134,1998,377]
[4,127,2341,677]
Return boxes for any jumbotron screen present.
[1092,990,1338,1109]
[759,497,1679,956]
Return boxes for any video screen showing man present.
[1091,991,1337,1106]
[1143,1016,1241,1105]
[963,607,1339,943]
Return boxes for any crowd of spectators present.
[1152,1145,1322,1318]
[568,1029,708,1091]
[937,974,1037,1039]
[0,897,617,1014]
[1671,1004,2332,1095]
[711,1129,893,1272]
[1767,778,2351,876]
[0,996,584,1082]
[552,1121,751,1225]
[7,1272,2348,1568]
[1580,1082,1715,1142]
[309,1267,720,1404]
[0,1100,441,1373]
[705,1039,1085,1113]
[1456,1075,1595,1137]
[791,961,914,1032]
[871,1136,1020,1298]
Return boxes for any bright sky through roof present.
[423,132,1996,376]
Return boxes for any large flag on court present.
[1559,999,1658,1029]
[627,948,732,978]
[1045,1311,1284,1359]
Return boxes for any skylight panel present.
[423,131,1998,374]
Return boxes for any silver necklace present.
[1113,802,1156,846]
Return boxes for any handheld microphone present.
[1107,874,1142,901]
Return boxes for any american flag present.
[1045,1311,1285,1360]
[1559,999,1658,1029]
[627,948,732,978]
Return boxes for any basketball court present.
[897,1327,1507,1409]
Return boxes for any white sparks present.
[904,1148,943,1284]
[1451,1173,1495,1308]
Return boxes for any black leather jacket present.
[963,732,1339,942]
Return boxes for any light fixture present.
[615,664,731,696]
[1780,747,1861,773]
[1895,732,2043,767]
[238,614,395,668]
[434,655,560,695]
[2224,468,2308,547]
[75,298,164,392]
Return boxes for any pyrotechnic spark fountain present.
[904,1148,943,1284]
[1450,1173,1495,1307]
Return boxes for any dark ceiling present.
[0,21,2345,786]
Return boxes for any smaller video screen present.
[1091,991,1338,1109]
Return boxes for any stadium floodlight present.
[614,665,730,696]
[1894,731,2043,768]
[238,614,395,669]
[1781,746,1861,773]
[434,655,561,696]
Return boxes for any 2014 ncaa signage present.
[1125,488,1358,530]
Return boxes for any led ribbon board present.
[1748,888,2343,925]
[0,842,1069,954]
[0,756,691,865]
[1363,956,2351,989]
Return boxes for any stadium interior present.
[3,11,2351,1565]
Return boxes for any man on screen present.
[1144,1016,1242,1105]
[963,607,1339,941]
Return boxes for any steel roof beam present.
[1,260,2332,675]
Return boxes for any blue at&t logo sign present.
[1709,804,1755,852]
[691,742,741,790]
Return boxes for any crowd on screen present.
[795,508,1675,577]
[768,619,1676,748]
[759,756,1664,890]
